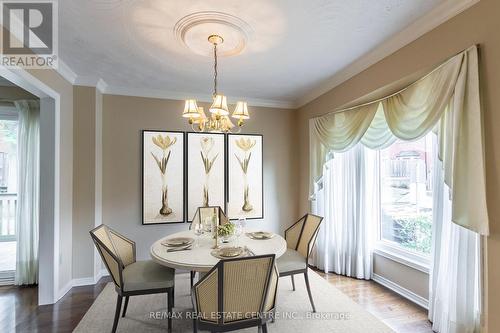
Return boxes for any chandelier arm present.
[190,122,203,133]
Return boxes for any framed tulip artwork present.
[187,132,226,221]
[227,134,263,220]
[142,130,185,224]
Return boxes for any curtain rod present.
[313,45,477,119]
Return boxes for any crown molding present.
[73,75,102,87]
[57,60,77,84]
[96,78,108,93]
[295,0,481,108]
[102,84,297,109]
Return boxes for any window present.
[378,132,435,257]
[0,115,18,277]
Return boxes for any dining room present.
[1,0,499,333]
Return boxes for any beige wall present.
[297,0,500,330]
[0,85,36,100]
[101,95,299,260]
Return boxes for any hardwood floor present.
[316,270,433,333]
[0,277,111,333]
[0,272,432,333]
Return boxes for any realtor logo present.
[0,1,58,68]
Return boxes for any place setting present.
[161,237,194,252]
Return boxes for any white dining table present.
[150,229,287,272]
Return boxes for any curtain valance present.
[309,45,489,235]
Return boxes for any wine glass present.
[234,218,246,246]
[193,223,204,248]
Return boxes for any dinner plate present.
[247,231,274,240]
[211,246,244,258]
[162,237,194,247]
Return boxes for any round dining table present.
[150,229,287,272]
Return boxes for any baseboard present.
[372,273,429,309]
[58,279,74,300]
[57,269,110,301]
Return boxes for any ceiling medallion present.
[173,11,253,57]
[181,34,249,133]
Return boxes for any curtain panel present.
[309,45,489,235]
[14,100,40,285]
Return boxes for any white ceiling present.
[60,0,447,108]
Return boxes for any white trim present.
[96,79,108,93]
[0,66,62,306]
[102,84,296,109]
[295,0,481,107]
[373,244,430,274]
[73,269,109,287]
[372,273,429,309]
[57,279,73,300]
[56,60,77,85]
[57,269,110,300]
[74,75,101,87]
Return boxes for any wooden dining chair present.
[277,214,323,312]
[192,254,278,333]
[189,206,229,287]
[90,224,176,333]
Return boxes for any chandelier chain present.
[213,42,218,97]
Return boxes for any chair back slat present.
[93,225,116,255]
[109,230,135,266]
[191,206,229,228]
[194,268,219,323]
[264,264,279,312]
[285,216,305,250]
[95,241,122,287]
[222,256,273,323]
[90,224,136,289]
[296,214,323,258]
[194,255,277,326]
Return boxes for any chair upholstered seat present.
[123,260,175,292]
[90,225,175,333]
[280,214,323,313]
[277,249,307,273]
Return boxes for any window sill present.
[373,242,430,274]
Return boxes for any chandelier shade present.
[209,94,230,116]
[232,101,249,119]
[182,99,200,118]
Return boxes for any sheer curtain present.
[429,143,481,333]
[14,100,40,285]
[311,144,377,279]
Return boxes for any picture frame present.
[227,133,263,220]
[186,132,226,221]
[142,130,185,224]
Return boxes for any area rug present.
[74,270,394,332]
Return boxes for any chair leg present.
[168,289,174,332]
[191,271,195,287]
[112,295,123,333]
[262,323,268,333]
[291,274,295,291]
[304,271,316,313]
[121,296,129,317]
[193,319,198,333]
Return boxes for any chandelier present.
[182,35,249,133]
